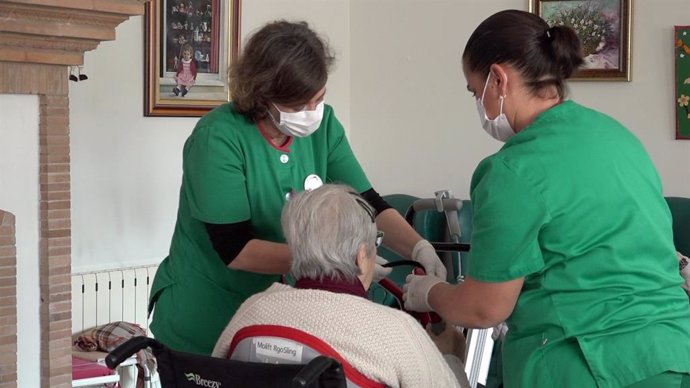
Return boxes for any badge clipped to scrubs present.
[303,174,323,192]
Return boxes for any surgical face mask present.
[270,101,325,137]
[476,73,515,142]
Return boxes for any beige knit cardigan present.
[212,283,469,388]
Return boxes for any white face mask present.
[477,73,515,142]
[270,101,325,138]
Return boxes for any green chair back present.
[665,196,690,302]
[666,196,690,256]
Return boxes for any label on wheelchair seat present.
[252,337,304,363]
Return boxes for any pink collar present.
[256,120,293,152]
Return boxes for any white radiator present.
[71,265,159,336]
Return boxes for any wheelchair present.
[105,262,429,388]
[106,336,348,388]
[106,190,479,388]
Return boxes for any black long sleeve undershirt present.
[205,220,255,265]
[205,187,392,265]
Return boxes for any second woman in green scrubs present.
[403,9,690,388]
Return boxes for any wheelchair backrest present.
[227,325,386,388]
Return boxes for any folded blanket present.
[73,321,156,388]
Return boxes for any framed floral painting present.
[144,0,241,117]
[529,0,632,81]
[675,26,690,140]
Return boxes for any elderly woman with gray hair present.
[212,184,469,388]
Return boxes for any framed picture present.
[675,26,690,140]
[144,0,241,117]
[529,0,632,81]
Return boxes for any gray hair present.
[281,184,378,282]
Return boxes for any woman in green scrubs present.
[403,10,690,388]
[148,20,447,356]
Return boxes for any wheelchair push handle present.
[403,200,471,253]
[381,259,424,272]
[379,261,444,333]
[291,356,344,388]
[410,197,463,214]
[105,336,161,369]
[404,199,459,226]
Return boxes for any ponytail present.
[544,25,584,79]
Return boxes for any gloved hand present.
[491,322,509,342]
[403,274,446,312]
[412,239,447,280]
[678,251,690,291]
[373,255,393,283]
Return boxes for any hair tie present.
[545,27,554,42]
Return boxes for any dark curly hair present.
[230,20,335,122]
[463,10,584,99]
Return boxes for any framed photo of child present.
[529,0,632,81]
[144,0,241,117]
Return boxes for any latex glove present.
[373,255,393,283]
[412,239,447,280]
[491,322,509,342]
[678,251,690,291]
[403,273,445,312]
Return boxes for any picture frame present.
[675,26,690,140]
[144,0,241,117]
[529,0,632,81]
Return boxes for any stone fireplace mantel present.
[0,1,148,387]
[0,0,147,66]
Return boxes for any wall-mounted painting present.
[676,26,690,140]
[529,0,632,81]
[144,0,241,117]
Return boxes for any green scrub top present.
[468,101,690,388]
[149,103,371,355]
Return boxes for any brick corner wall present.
[1,62,73,388]
[0,211,17,388]
[0,2,145,386]
[39,91,73,388]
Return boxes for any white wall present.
[69,16,196,272]
[349,0,502,198]
[69,0,690,270]
[69,1,350,272]
[349,0,690,199]
[0,94,40,388]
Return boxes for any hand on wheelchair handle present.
[402,273,446,312]
[411,239,447,280]
[412,267,444,330]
